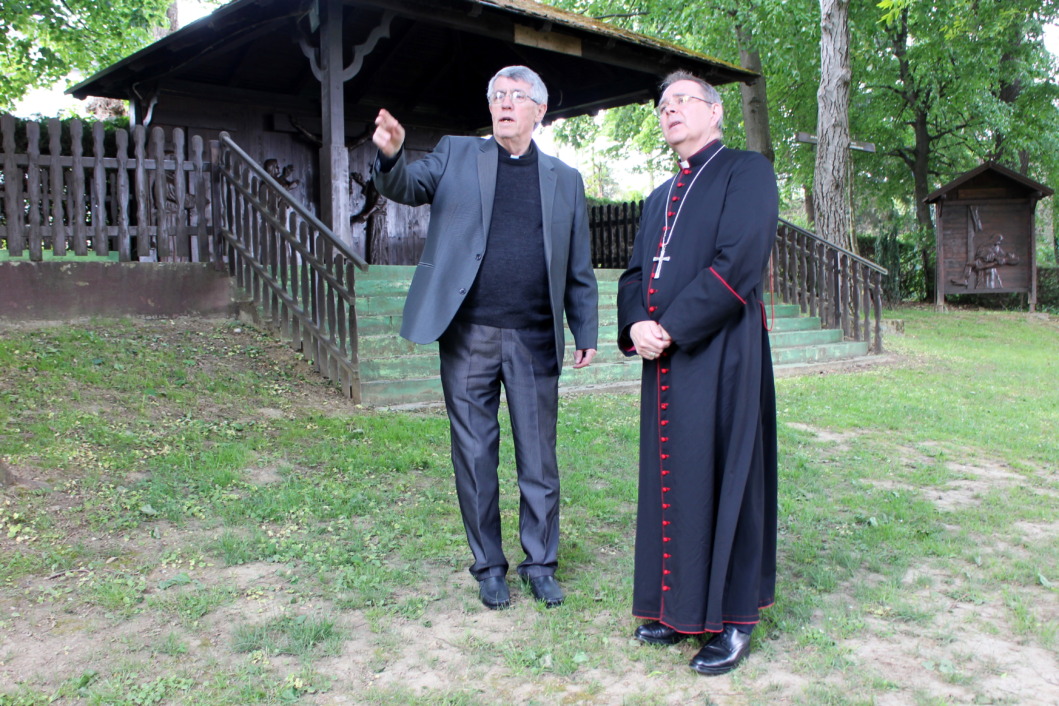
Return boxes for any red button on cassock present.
[662,487,670,493]
[660,368,670,374]
[683,169,691,174]
[662,503,671,509]
[663,537,671,542]
[648,306,657,313]
[662,520,671,526]
[663,553,672,559]
[662,585,671,591]
[661,470,670,476]
[671,196,680,202]
[660,420,668,426]
[661,437,669,442]
[661,403,669,410]
[667,211,675,217]
[661,385,669,391]
[663,569,671,575]
[660,453,670,459]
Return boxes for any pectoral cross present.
[652,248,670,278]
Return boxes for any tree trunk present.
[736,24,775,164]
[813,0,853,251]
[804,184,816,225]
[154,3,180,38]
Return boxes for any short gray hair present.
[659,71,721,104]
[487,66,549,106]
[659,70,723,134]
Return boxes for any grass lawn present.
[0,306,1056,705]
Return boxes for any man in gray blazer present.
[372,65,598,609]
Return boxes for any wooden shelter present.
[926,162,1053,311]
[68,0,756,264]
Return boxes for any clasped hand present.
[630,320,671,360]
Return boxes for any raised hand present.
[372,109,406,158]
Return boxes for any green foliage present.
[1039,267,1059,312]
[546,0,1059,294]
[0,0,173,110]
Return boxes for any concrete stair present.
[355,266,870,406]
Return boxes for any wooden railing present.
[773,218,888,353]
[213,132,369,400]
[589,200,641,268]
[1,115,212,261]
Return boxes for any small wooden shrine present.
[926,162,1053,310]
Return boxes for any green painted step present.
[352,266,880,406]
[359,361,643,407]
[772,340,869,365]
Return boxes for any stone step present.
[352,267,877,406]
[358,315,821,347]
[771,340,869,365]
[359,335,868,385]
[356,287,804,319]
[359,363,643,407]
[359,340,874,406]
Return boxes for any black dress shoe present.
[478,576,510,610]
[523,575,564,607]
[689,626,752,676]
[634,621,688,646]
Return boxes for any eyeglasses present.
[489,90,537,105]
[656,94,713,116]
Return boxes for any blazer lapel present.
[478,139,497,239]
[538,149,558,266]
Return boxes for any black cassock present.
[617,140,779,634]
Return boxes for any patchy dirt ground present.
[2,316,1057,704]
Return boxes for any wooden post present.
[1,115,24,256]
[1029,195,1039,313]
[134,125,150,260]
[48,119,66,256]
[318,0,351,247]
[116,129,132,262]
[26,122,42,261]
[70,120,87,256]
[91,122,108,256]
[933,200,945,310]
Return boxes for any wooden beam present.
[318,0,351,245]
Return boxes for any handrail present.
[778,217,888,276]
[213,134,365,400]
[773,219,888,353]
[218,132,368,271]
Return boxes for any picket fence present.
[1,115,213,262]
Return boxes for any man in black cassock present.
[617,71,779,676]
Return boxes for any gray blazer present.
[373,136,598,366]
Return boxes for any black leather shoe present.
[523,575,564,607]
[478,576,510,610]
[634,621,688,645]
[689,626,752,676]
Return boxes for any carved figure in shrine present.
[950,232,1020,289]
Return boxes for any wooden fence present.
[590,200,641,269]
[1,115,213,262]
[2,114,890,363]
